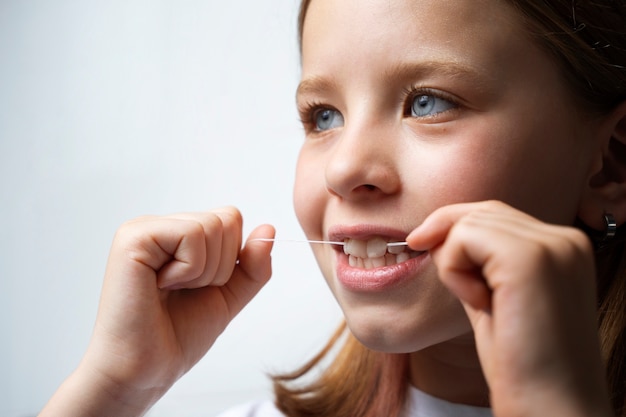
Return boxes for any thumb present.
[220,224,275,320]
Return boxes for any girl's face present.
[294,0,599,353]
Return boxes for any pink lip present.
[335,251,429,292]
[327,224,409,242]
[327,224,428,292]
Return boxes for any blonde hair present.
[272,322,409,417]
[275,1,626,416]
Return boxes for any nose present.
[325,122,401,201]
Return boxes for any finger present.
[208,207,243,286]
[406,200,529,251]
[436,223,529,316]
[161,207,242,289]
[218,224,275,319]
[404,202,501,311]
[405,205,460,251]
[154,215,218,289]
[412,202,536,311]
[104,217,209,300]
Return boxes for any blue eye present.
[314,108,344,131]
[410,94,456,117]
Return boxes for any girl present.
[40,0,626,416]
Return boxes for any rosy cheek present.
[293,181,313,235]
[293,151,326,239]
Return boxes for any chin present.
[343,304,472,354]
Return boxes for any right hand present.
[75,207,274,411]
[407,202,611,417]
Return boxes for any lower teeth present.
[348,251,414,269]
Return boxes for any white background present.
[0,1,342,416]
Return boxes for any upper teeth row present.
[343,237,406,258]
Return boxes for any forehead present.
[301,0,531,82]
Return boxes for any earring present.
[603,212,617,241]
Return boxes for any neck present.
[409,334,490,407]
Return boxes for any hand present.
[40,207,275,416]
[407,201,612,417]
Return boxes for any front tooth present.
[367,237,387,258]
[363,258,385,269]
[345,239,368,257]
[371,256,386,268]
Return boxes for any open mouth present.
[342,237,423,269]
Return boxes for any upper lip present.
[327,224,410,243]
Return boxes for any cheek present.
[416,116,589,225]
[293,149,336,291]
[293,148,326,239]
[468,119,589,223]
[403,142,503,210]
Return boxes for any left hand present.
[407,201,612,417]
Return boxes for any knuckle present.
[114,220,145,248]
[538,226,595,278]
[564,228,595,266]
[187,220,208,243]
[203,212,225,234]
[568,227,593,251]
[212,276,230,287]
[214,206,243,229]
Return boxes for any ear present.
[578,101,626,231]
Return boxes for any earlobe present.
[578,101,626,231]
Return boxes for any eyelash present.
[297,87,460,131]
[297,100,333,131]
[401,86,459,117]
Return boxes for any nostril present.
[351,184,379,194]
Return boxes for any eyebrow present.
[296,76,339,101]
[384,60,489,86]
[296,60,492,101]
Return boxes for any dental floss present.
[249,238,409,247]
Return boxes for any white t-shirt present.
[215,386,493,417]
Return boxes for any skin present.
[294,0,619,414]
[39,208,276,416]
[40,0,626,416]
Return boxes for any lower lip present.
[335,252,429,292]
